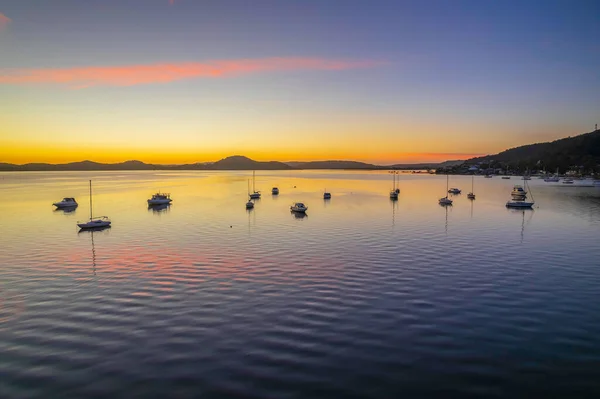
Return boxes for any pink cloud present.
[0,57,386,88]
[0,13,10,31]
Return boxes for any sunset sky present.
[1,0,599,165]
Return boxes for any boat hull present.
[147,199,172,205]
[78,220,111,229]
[53,202,78,208]
[506,201,534,208]
[249,193,261,199]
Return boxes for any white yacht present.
[53,197,78,208]
[77,180,111,229]
[291,202,308,213]
[147,192,172,205]
[439,175,453,205]
[271,187,279,195]
[562,179,574,184]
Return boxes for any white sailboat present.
[439,175,453,205]
[544,167,560,182]
[249,171,261,199]
[246,180,254,209]
[389,171,399,199]
[467,175,476,199]
[77,180,111,229]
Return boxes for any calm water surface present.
[1,171,600,398]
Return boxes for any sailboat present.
[323,189,332,199]
[77,180,111,229]
[544,167,560,182]
[389,171,399,199]
[249,171,261,199]
[439,175,453,205]
[506,175,535,208]
[246,180,254,209]
[467,175,476,199]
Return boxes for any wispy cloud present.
[0,57,386,88]
[0,13,10,31]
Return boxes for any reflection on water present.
[148,203,171,213]
[1,171,600,397]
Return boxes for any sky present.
[0,0,599,165]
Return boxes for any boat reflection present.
[148,203,171,213]
[291,210,308,219]
[77,225,111,274]
[54,205,78,214]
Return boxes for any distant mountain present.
[469,130,600,172]
[210,155,292,170]
[0,160,156,171]
[287,160,378,169]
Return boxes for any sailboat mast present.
[89,180,92,220]
[446,174,449,195]
[253,171,255,192]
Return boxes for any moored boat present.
[290,202,308,213]
[53,197,78,208]
[147,192,172,205]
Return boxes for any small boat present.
[506,199,534,208]
[544,168,560,182]
[77,180,111,229]
[53,197,78,208]
[271,187,279,195]
[249,171,261,199]
[290,202,308,213]
[147,192,172,205]
[439,175,453,205]
[562,179,574,184]
[484,175,493,178]
[389,171,399,199]
[323,190,331,200]
[523,176,531,180]
[448,188,461,194]
[502,165,511,179]
[467,175,476,200]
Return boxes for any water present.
[1,171,600,398]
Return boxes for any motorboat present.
[506,200,534,208]
[544,177,560,182]
[290,202,308,213]
[562,179,574,184]
[323,190,331,199]
[249,171,261,199]
[77,180,111,229]
[439,196,453,205]
[53,197,78,208]
[271,187,279,195]
[501,176,511,180]
[147,192,172,205]
[439,175,453,205]
[484,175,493,178]
[78,216,112,229]
[448,188,461,194]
